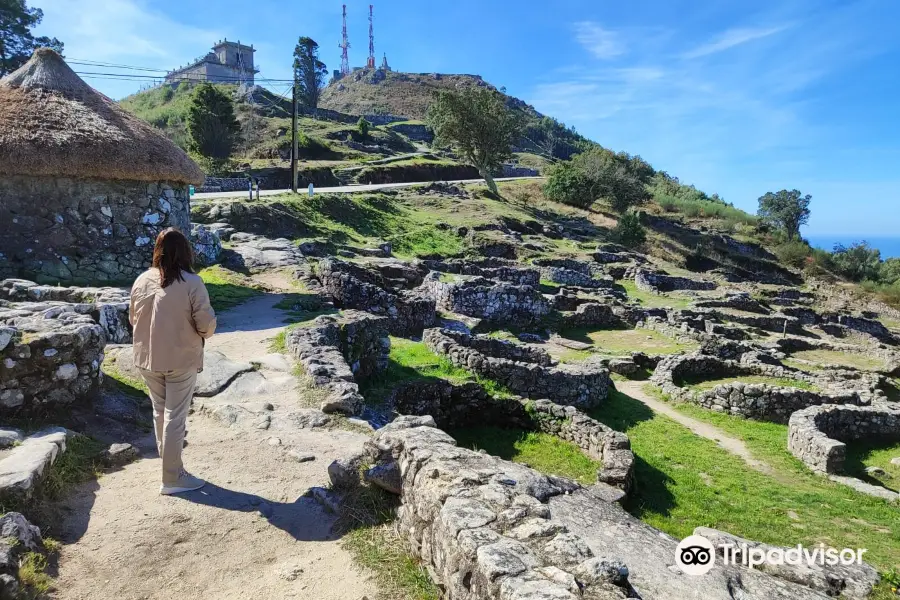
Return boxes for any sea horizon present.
[805,235,900,259]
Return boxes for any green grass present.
[389,225,463,258]
[451,426,601,485]
[102,361,149,397]
[845,441,900,493]
[618,279,694,309]
[360,338,474,405]
[197,265,263,311]
[559,326,695,356]
[681,374,818,392]
[653,193,759,228]
[18,551,53,598]
[588,389,900,580]
[781,358,825,372]
[789,349,886,372]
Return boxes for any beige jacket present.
[129,269,217,372]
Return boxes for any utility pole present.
[291,84,299,193]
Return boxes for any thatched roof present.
[0,49,204,185]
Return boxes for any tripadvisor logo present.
[675,534,868,576]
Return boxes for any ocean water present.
[805,236,900,259]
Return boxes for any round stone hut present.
[0,48,204,284]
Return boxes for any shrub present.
[544,161,594,208]
[356,117,371,140]
[610,211,647,248]
[831,241,882,282]
[774,240,812,268]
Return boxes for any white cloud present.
[573,22,625,60]
[681,25,791,59]
[34,0,224,97]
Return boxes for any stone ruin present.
[285,310,390,414]
[650,352,862,423]
[424,328,611,410]
[423,273,551,327]
[333,416,879,600]
[635,268,717,293]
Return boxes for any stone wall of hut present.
[0,176,190,284]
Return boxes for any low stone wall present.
[0,307,105,413]
[0,278,130,344]
[423,258,540,286]
[386,378,635,492]
[635,268,716,293]
[317,259,436,336]
[557,303,623,330]
[362,417,636,600]
[424,328,610,409]
[532,258,613,289]
[284,310,389,414]
[651,353,861,423]
[423,273,551,327]
[196,177,258,193]
[693,293,767,314]
[788,403,900,474]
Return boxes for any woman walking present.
[130,228,217,495]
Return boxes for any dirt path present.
[614,380,776,476]
[51,288,378,600]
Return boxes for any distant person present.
[129,228,217,495]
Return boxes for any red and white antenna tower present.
[367,5,376,69]
[339,4,351,76]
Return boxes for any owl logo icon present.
[676,535,716,576]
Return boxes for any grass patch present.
[789,349,886,372]
[589,390,900,577]
[781,358,825,372]
[197,265,263,311]
[390,225,463,258]
[451,426,601,485]
[102,362,148,397]
[360,338,473,405]
[18,551,53,598]
[618,279,694,310]
[681,374,818,392]
[269,330,287,354]
[40,434,105,502]
[560,326,695,356]
[845,440,900,493]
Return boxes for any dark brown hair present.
[151,228,194,288]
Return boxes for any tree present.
[610,211,646,248]
[426,86,523,194]
[757,189,811,240]
[292,36,327,111]
[831,241,881,282]
[571,147,649,211]
[186,83,240,165]
[356,116,371,140]
[0,0,64,76]
[544,161,593,208]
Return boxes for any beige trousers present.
[138,368,197,486]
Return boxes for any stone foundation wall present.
[651,353,861,423]
[423,274,551,326]
[0,176,190,284]
[424,328,610,409]
[788,404,900,474]
[285,310,389,414]
[423,259,540,286]
[0,309,105,412]
[318,259,436,337]
[558,303,623,330]
[634,268,716,292]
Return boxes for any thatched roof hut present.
[0,49,203,284]
[0,48,203,184]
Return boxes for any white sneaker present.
[160,470,205,495]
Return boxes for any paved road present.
[192,176,544,200]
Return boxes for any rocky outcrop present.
[0,512,47,597]
[285,310,389,414]
[423,274,551,327]
[190,223,223,266]
[424,328,610,409]
[221,233,305,272]
[317,258,436,336]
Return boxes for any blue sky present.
[35,0,899,238]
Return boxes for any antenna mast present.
[339,4,351,76]
[367,5,376,69]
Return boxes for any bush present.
[774,240,812,268]
[356,117,371,140]
[831,241,881,282]
[544,162,594,208]
[610,211,647,248]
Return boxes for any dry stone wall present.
[424,328,610,409]
[635,268,716,293]
[423,274,551,327]
[651,353,861,422]
[788,403,900,474]
[317,258,436,336]
[285,310,389,414]
[423,258,540,286]
[0,176,190,284]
